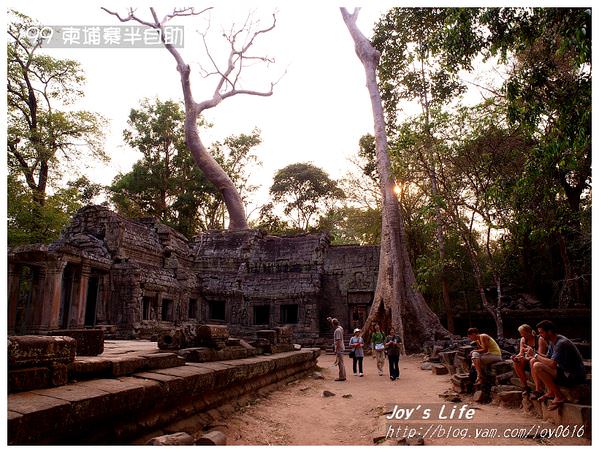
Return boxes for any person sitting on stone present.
[527,320,586,410]
[467,327,502,385]
[512,324,549,394]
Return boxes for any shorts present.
[471,352,502,366]
[555,368,585,387]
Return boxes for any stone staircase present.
[423,341,592,440]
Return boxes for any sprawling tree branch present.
[103,7,278,229]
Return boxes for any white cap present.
[354,328,361,333]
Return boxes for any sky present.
[7,1,400,218]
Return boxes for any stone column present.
[7,262,21,334]
[71,264,90,328]
[38,260,67,332]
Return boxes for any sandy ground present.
[217,353,590,446]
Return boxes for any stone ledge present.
[8,348,320,445]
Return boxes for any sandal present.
[529,390,543,400]
[547,400,565,411]
[537,393,554,403]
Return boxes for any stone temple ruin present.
[8,205,381,444]
[8,205,379,345]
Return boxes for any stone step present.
[432,364,449,375]
[8,348,321,445]
[523,396,591,439]
[69,352,185,380]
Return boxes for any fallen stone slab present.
[48,329,104,356]
[140,353,185,371]
[432,364,448,375]
[420,362,433,370]
[196,430,227,445]
[312,372,324,380]
[146,432,194,445]
[8,336,76,369]
[323,390,336,397]
[496,390,522,409]
[197,325,230,349]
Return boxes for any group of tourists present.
[329,317,586,410]
[468,320,586,411]
[328,318,402,382]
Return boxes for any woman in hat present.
[349,328,365,376]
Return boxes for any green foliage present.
[7,174,95,245]
[7,10,107,245]
[110,98,262,237]
[269,163,345,231]
[317,206,382,245]
[370,6,591,310]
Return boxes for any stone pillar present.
[71,264,90,328]
[38,260,67,332]
[7,262,21,334]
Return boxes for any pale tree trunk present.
[340,8,449,353]
[104,7,277,230]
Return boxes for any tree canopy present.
[269,162,345,232]
[7,10,107,245]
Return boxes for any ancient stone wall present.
[190,230,329,342]
[322,245,379,332]
[8,206,381,344]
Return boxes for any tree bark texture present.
[340,8,449,352]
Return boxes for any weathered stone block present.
[8,367,50,393]
[7,392,72,444]
[559,384,591,405]
[8,336,76,369]
[68,357,112,380]
[197,324,229,349]
[50,362,68,386]
[158,328,187,350]
[432,364,448,375]
[473,390,484,403]
[49,329,104,356]
[439,351,458,366]
[490,360,513,375]
[196,430,227,445]
[147,432,194,445]
[560,403,591,439]
[271,344,294,354]
[111,356,146,377]
[140,353,185,370]
[496,390,522,408]
[256,330,277,345]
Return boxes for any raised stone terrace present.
[8,338,320,444]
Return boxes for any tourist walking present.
[385,327,401,380]
[349,328,365,376]
[370,323,386,376]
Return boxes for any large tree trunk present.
[103,7,277,231]
[176,61,249,230]
[341,8,449,352]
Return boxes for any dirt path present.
[216,353,589,446]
